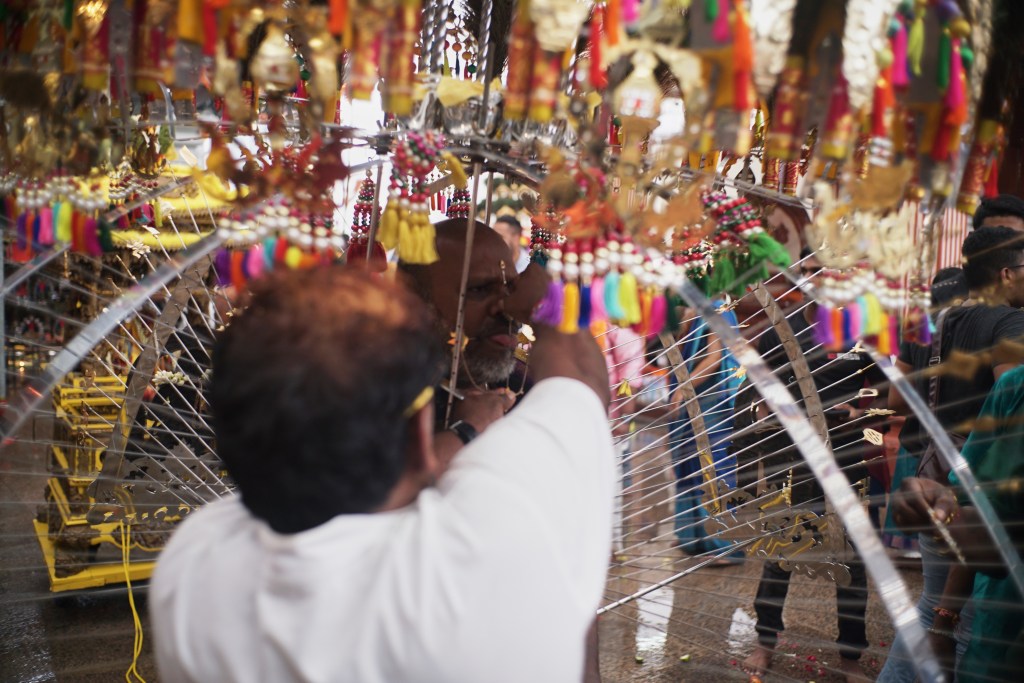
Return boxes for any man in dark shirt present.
[896,226,1024,467]
[741,249,887,683]
[972,194,1024,232]
[878,226,1024,682]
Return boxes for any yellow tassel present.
[417,220,439,264]
[378,208,400,250]
[559,282,580,333]
[397,217,412,260]
[177,0,205,44]
[619,271,642,325]
[284,246,303,269]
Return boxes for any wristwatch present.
[448,420,478,445]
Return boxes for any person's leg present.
[673,483,703,553]
[876,535,952,682]
[745,561,792,676]
[836,555,870,652]
[671,419,706,553]
[699,410,743,558]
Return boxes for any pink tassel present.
[711,0,731,43]
[590,276,608,323]
[892,20,909,89]
[648,293,667,337]
[38,207,54,246]
[246,245,265,279]
[945,38,965,111]
[84,217,103,256]
[622,0,639,23]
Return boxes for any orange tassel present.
[830,308,844,350]
[329,0,348,36]
[230,251,246,290]
[606,0,621,46]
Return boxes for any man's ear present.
[407,401,440,481]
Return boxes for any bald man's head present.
[400,219,519,386]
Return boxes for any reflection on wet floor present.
[598,433,920,683]
[634,586,674,658]
[727,607,758,659]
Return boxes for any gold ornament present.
[250,23,299,93]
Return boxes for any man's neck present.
[966,287,1008,307]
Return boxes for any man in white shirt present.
[151,265,614,683]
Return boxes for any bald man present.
[401,218,546,387]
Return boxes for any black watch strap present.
[448,420,478,445]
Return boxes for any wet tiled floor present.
[1,421,920,682]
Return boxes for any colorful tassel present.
[892,19,909,88]
[56,201,73,244]
[534,280,565,327]
[711,0,731,43]
[98,219,114,252]
[830,307,844,350]
[618,271,642,325]
[589,5,607,89]
[840,307,853,346]
[590,276,608,323]
[578,283,593,328]
[606,0,620,46]
[263,238,277,271]
[378,208,399,251]
[284,245,303,269]
[214,249,232,286]
[813,304,834,348]
[84,217,102,256]
[649,293,667,337]
[944,38,967,125]
[246,245,265,279]
[732,0,753,111]
[604,271,626,322]
[622,0,640,24]
[937,28,951,90]
[15,211,28,252]
[560,282,580,333]
[908,10,925,76]
[636,287,653,336]
[230,251,246,289]
[38,206,54,246]
[273,237,290,265]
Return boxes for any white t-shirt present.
[151,377,614,683]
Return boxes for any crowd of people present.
[147,197,1024,682]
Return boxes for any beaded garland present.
[378,131,444,265]
[446,187,471,219]
[346,171,386,269]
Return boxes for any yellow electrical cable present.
[121,523,148,683]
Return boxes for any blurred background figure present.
[667,300,744,562]
[492,215,531,273]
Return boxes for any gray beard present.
[461,344,516,386]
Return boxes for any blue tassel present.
[578,283,592,328]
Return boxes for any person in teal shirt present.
[894,365,1024,682]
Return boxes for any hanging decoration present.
[0,0,1005,368]
[377,131,445,265]
[347,170,387,269]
